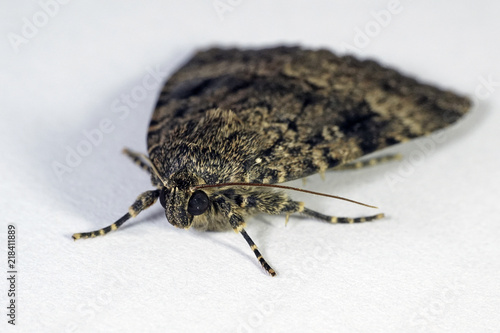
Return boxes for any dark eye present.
[187,190,209,215]
[159,188,167,209]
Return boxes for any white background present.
[1,1,499,332]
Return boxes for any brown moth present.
[73,46,471,276]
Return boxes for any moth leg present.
[240,228,276,277]
[334,154,402,171]
[256,198,384,225]
[122,148,153,174]
[227,212,276,276]
[72,189,160,240]
[300,206,385,224]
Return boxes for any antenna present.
[193,182,378,209]
[139,152,169,187]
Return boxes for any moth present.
[73,46,471,276]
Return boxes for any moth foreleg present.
[72,189,160,240]
[229,213,276,276]
[333,154,402,171]
[122,148,153,174]
[240,228,276,277]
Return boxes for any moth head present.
[158,169,210,229]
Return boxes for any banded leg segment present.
[228,189,384,226]
[228,213,276,276]
[72,189,160,240]
[252,196,384,225]
[334,154,402,170]
[240,228,276,277]
[301,207,384,224]
[122,148,153,174]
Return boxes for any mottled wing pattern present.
[148,47,470,184]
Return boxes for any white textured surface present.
[1,1,499,332]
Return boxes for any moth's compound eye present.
[159,188,167,209]
[187,190,209,215]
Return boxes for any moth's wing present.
[148,47,471,184]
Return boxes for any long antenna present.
[193,182,378,209]
[139,152,169,187]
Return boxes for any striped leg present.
[275,200,384,225]
[334,154,402,170]
[240,228,276,277]
[72,190,160,240]
[228,212,276,276]
[122,148,153,174]
[301,206,384,224]
[247,195,384,226]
